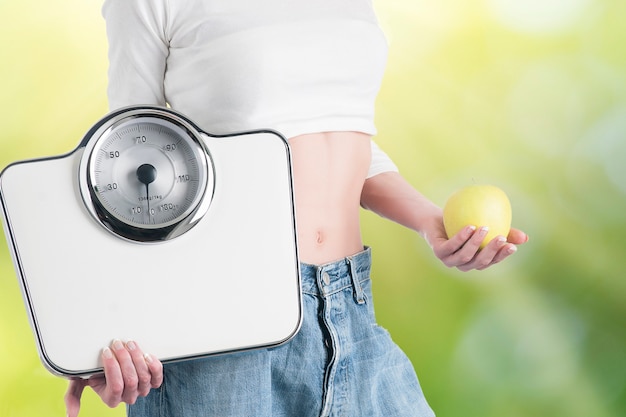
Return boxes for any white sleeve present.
[367,140,399,178]
[102,0,170,110]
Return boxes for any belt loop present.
[316,266,327,297]
[347,256,366,305]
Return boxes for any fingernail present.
[479,226,489,235]
[507,245,518,254]
[497,236,507,245]
[102,346,113,359]
[112,339,124,351]
[144,353,153,364]
[126,340,137,351]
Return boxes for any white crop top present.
[102,0,398,177]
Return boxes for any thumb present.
[65,378,87,417]
[506,227,529,245]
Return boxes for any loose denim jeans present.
[128,247,435,416]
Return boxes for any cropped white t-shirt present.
[102,0,398,177]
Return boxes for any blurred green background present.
[1,0,624,416]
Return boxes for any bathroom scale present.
[0,106,302,378]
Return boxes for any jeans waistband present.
[299,247,371,302]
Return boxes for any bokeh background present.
[1,0,624,416]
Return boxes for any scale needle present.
[137,163,157,220]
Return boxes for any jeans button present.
[322,272,330,285]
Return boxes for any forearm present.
[360,171,444,246]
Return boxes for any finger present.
[466,235,519,271]
[110,339,141,405]
[92,344,125,408]
[125,341,153,397]
[65,379,87,417]
[143,352,164,389]
[435,225,477,261]
[507,228,529,245]
[456,235,501,271]
[447,226,489,268]
[487,242,518,267]
[471,236,510,271]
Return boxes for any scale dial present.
[79,108,214,242]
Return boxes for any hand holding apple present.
[443,185,512,249]
[424,184,528,271]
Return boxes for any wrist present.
[414,209,444,246]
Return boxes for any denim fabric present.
[128,247,435,417]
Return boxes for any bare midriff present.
[287,131,371,265]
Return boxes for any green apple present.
[443,185,512,249]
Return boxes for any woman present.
[65,0,528,416]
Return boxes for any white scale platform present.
[0,107,302,377]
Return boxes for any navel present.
[316,230,325,245]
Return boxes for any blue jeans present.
[128,247,435,416]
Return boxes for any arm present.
[102,0,169,110]
[361,171,528,271]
